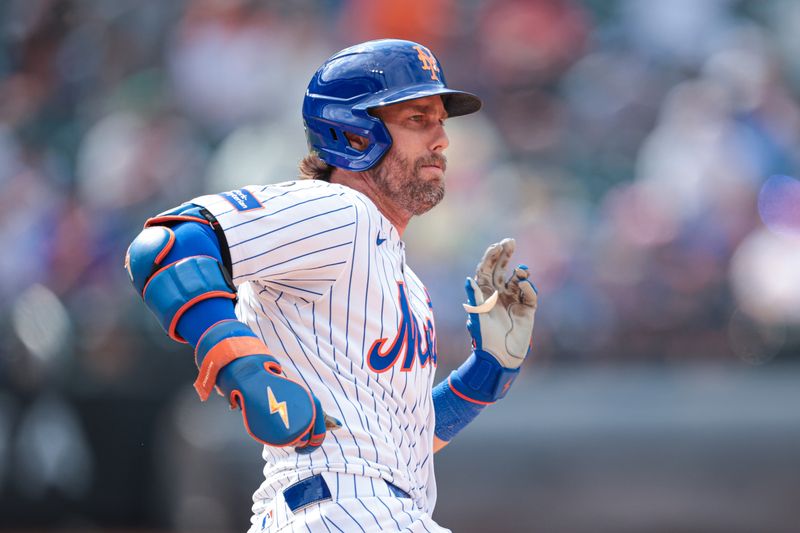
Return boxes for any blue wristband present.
[432,379,485,442]
[433,350,521,442]
[448,350,520,405]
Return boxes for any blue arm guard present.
[126,203,236,343]
[126,203,329,450]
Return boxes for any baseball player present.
[126,39,537,532]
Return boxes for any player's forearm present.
[431,376,486,446]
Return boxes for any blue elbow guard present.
[125,203,236,342]
[448,350,520,405]
[143,255,236,341]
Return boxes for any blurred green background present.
[1,0,799,531]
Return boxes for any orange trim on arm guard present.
[194,335,272,401]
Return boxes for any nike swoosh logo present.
[376,235,387,246]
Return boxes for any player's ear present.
[344,131,369,152]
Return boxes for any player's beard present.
[368,151,447,215]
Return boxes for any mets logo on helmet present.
[414,45,440,81]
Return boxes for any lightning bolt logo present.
[267,387,290,429]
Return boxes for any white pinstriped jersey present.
[191,180,440,520]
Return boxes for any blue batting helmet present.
[302,39,482,171]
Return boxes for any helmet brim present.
[355,84,482,118]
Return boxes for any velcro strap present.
[143,255,236,342]
[145,214,209,227]
[194,336,271,401]
[448,350,520,405]
[144,202,211,228]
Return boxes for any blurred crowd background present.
[1,0,799,531]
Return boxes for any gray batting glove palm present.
[463,238,538,369]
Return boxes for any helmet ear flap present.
[342,130,370,152]
[304,111,392,171]
[304,117,351,154]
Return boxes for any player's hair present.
[298,153,334,182]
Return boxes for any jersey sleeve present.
[190,182,356,300]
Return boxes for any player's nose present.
[431,123,449,153]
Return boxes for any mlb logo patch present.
[220,189,264,211]
[260,507,274,530]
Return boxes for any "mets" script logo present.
[414,45,440,81]
[367,282,437,373]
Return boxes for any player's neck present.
[330,171,411,235]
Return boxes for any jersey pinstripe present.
[191,180,441,527]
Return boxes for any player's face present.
[368,96,450,215]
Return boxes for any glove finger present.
[324,414,342,431]
[504,264,527,299]
[506,264,536,301]
[464,276,499,314]
[295,396,327,454]
[464,276,485,307]
[463,277,493,345]
[519,277,539,308]
[492,238,516,290]
[476,242,504,292]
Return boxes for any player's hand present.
[215,355,340,453]
[463,238,538,369]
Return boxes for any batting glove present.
[449,238,538,404]
[464,238,538,367]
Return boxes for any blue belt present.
[283,474,411,513]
